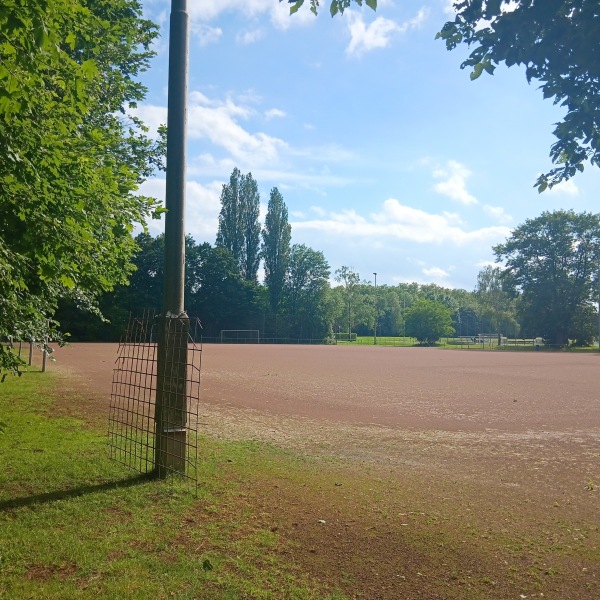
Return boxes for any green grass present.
[0,373,345,600]
[350,336,415,346]
[2,369,599,599]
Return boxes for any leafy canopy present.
[494,210,600,345]
[405,299,455,344]
[216,168,261,283]
[0,0,163,375]
[262,188,292,313]
[437,1,600,192]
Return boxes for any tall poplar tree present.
[216,168,243,268]
[240,172,261,282]
[215,168,260,282]
[262,188,291,313]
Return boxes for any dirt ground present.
[48,343,600,599]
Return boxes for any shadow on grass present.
[0,472,154,512]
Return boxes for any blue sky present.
[136,0,600,290]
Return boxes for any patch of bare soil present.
[49,343,600,598]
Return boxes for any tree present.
[240,173,261,282]
[494,210,600,346]
[0,0,162,375]
[437,1,600,191]
[262,187,292,314]
[186,243,264,337]
[404,299,455,345]
[216,168,261,282]
[475,265,517,343]
[285,244,332,339]
[334,266,361,337]
[215,168,243,271]
[59,233,267,340]
[377,287,403,337]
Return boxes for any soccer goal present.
[334,332,357,342]
[220,330,261,344]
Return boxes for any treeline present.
[58,171,600,348]
[57,232,518,343]
[56,165,520,343]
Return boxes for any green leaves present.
[262,188,291,313]
[0,0,162,375]
[288,0,304,15]
[405,298,455,344]
[494,210,600,345]
[469,60,495,80]
[216,169,261,283]
[281,0,377,17]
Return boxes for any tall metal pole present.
[155,0,190,478]
[373,272,377,346]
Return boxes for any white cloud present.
[476,260,497,269]
[191,23,223,46]
[138,178,222,243]
[270,0,316,29]
[293,198,510,246]
[483,204,512,224]
[130,104,168,135]
[547,179,580,197]
[443,0,457,16]
[186,181,223,241]
[346,14,400,56]
[135,90,360,189]
[472,1,519,31]
[422,266,450,279]
[433,160,478,205]
[186,93,288,166]
[236,28,264,45]
[135,94,287,167]
[186,0,315,30]
[188,0,272,22]
[265,108,286,120]
[346,8,428,57]
[502,1,519,14]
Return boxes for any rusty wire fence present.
[107,311,202,489]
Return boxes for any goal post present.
[220,330,261,344]
[334,332,357,342]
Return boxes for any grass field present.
[2,352,600,599]
[0,373,347,599]
[351,336,600,351]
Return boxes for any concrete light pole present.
[373,272,377,346]
[154,0,190,478]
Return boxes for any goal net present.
[220,330,260,344]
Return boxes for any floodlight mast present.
[373,272,377,346]
[154,0,190,478]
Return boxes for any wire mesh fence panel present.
[107,310,201,490]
